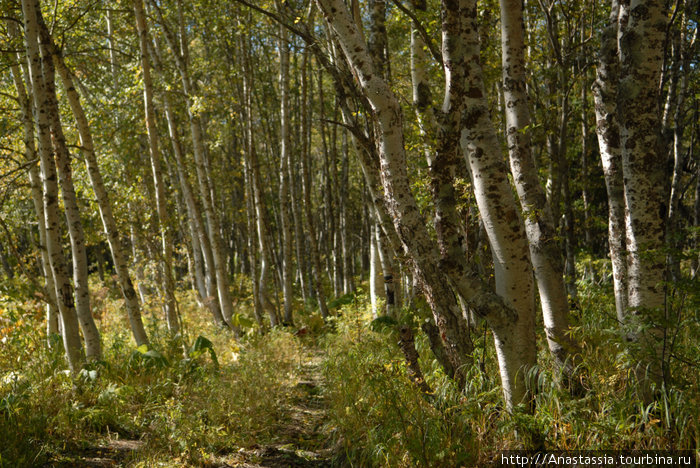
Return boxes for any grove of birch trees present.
[0,0,698,464]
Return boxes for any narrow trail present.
[226,349,333,467]
[57,343,334,467]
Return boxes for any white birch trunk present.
[317,0,479,389]
[38,35,102,361]
[617,0,668,393]
[456,0,537,408]
[21,0,84,371]
[369,222,383,318]
[499,0,580,383]
[43,26,150,348]
[134,0,179,334]
[7,35,60,340]
[593,0,629,324]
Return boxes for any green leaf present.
[189,335,218,367]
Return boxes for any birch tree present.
[20,0,84,371]
[133,0,179,334]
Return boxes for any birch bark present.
[499,0,580,383]
[38,33,102,361]
[21,0,84,371]
[593,0,629,323]
[617,0,669,392]
[455,0,538,407]
[153,2,237,330]
[134,0,179,334]
[317,0,478,390]
[7,28,59,339]
[42,24,150,347]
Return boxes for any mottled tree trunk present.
[593,0,628,323]
[457,0,538,408]
[7,31,59,341]
[134,0,179,334]
[21,0,84,371]
[39,33,102,361]
[499,0,581,385]
[43,23,150,348]
[616,0,668,396]
[155,3,237,331]
[318,0,481,391]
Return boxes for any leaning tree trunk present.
[454,0,538,409]
[6,31,60,341]
[42,23,150,347]
[318,0,494,393]
[39,33,102,361]
[21,0,84,371]
[149,38,227,328]
[162,91,227,327]
[499,0,581,386]
[134,0,179,334]
[153,3,237,331]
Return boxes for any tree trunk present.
[134,0,179,334]
[21,0,84,371]
[593,0,628,323]
[369,222,384,318]
[318,0,483,392]
[154,3,237,331]
[300,50,330,318]
[278,24,295,325]
[7,31,59,341]
[39,33,102,361]
[499,0,580,385]
[617,0,668,397]
[43,23,150,348]
[455,0,538,408]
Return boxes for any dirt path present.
[52,346,334,467]
[225,350,333,467]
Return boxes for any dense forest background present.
[0,0,698,466]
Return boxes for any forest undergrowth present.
[1,265,699,467]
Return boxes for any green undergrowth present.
[320,277,699,466]
[0,287,304,467]
[1,268,698,467]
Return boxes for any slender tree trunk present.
[499,0,580,385]
[7,32,59,341]
[300,50,330,318]
[340,130,355,294]
[454,0,538,408]
[21,0,84,371]
[43,24,149,348]
[149,39,226,328]
[369,222,384,318]
[320,0,501,393]
[240,37,279,327]
[154,4,237,331]
[593,0,628,323]
[279,24,295,325]
[39,35,102,361]
[134,0,179,334]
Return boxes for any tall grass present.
[320,275,699,466]
[0,286,303,467]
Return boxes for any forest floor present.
[50,344,334,468]
[224,349,334,468]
